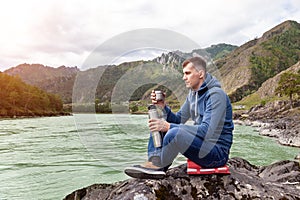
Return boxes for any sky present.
[0,0,299,71]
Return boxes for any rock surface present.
[64,157,300,200]
[234,100,300,148]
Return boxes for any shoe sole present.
[124,167,166,179]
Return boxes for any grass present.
[233,93,291,111]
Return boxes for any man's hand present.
[151,90,166,108]
[148,118,170,133]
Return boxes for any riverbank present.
[234,118,300,148]
[233,100,300,148]
[0,111,71,120]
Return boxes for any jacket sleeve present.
[164,97,191,126]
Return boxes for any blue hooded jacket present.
[164,73,234,156]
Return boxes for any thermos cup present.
[155,90,164,101]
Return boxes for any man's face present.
[182,62,204,91]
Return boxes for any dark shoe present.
[124,161,166,179]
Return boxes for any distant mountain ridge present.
[4,44,235,103]
[5,64,79,83]
[5,64,79,103]
[153,43,237,72]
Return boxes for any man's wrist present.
[165,122,170,131]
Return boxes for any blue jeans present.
[148,127,229,169]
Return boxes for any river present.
[0,114,298,200]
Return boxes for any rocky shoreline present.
[234,118,300,148]
[233,100,300,148]
[64,157,300,200]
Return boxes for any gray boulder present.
[64,157,300,200]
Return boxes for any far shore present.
[0,112,71,120]
[234,118,300,149]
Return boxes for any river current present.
[0,114,298,200]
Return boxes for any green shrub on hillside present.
[275,71,300,108]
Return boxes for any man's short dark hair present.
[182,56,207,72]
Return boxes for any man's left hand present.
[148,118,170,132]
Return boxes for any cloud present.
[0,0,299,71]
[80,28,202,69]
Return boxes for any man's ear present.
[199,70,205,79]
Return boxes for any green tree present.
[129,103,138,113]
[275,71,300,108]
[95,98,100,112]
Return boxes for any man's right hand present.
[151,90,166,108]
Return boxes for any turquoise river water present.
[0,114,298,200]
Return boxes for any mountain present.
[72,60,186,108]
[0,72,63,117]
[72,43,237,106]
[234,60,300,110]
[4,43,233,105]
[153,43,237,72]
[4,64,79,103]
[256,61,300,99]
[216,20,300,102]
[204,43,238,60]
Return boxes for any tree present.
[95,98,100,112]
[275,71,300,108]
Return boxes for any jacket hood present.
[191,73,221,118]
[197,73,221,93]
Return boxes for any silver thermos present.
[148,104,162,148]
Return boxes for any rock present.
[64,157,300,200]
[235,100,300,148]
[259,127,282,138]
[258,115,300,147]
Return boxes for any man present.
[125,56,234,179]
